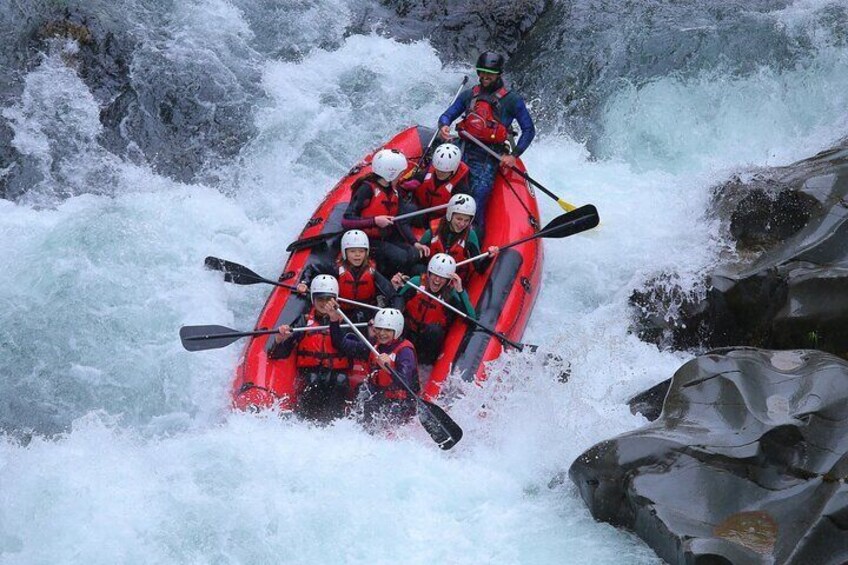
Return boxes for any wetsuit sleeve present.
[438,89,472,127]
[393,345,419,393]
[373,270,402,309]
[342,183,377,230]
[330,320,370,360]
[511,96,535,157]
[466,229,491,273]
[395,200,417,244]
[453,289,476,319]
[268,315,307,359]
[467,229,482,256]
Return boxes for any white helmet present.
[341,229,369,254]
[446,194,476,221]
[428,253,456,279]
[371,148,407,182]
[373,308,404,338]
[310,274,339,301]
[432,143,462,173]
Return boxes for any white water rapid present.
[2,1,848,562]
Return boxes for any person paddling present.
[342,148,420,275]
[401,143,470,225]
[391,253,476,365]
[414,194,499,281]
[296,230,401,323]
[269,275,351,420]
[331,308,419,425]
[437,51,535,234]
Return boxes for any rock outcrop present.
[571,348,848,565]
[350,0,546,65]
[632,141,848,360]
[0,6,260,199]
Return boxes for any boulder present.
[571,348,848,564]
[631,141,848,360]
[351,0,546,64]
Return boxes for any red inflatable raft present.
[231,125,542,411]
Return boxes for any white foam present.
[2,2,847,561]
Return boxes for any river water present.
[2,0,847,562]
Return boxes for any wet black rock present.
[0,4,260,198]
[627,378,671,422]
[571,348,848,565]
[727,180,815,250]
[632,141,848,360]
[58,12,260,184]
[352,0,546,65]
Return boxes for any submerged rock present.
[632,140,848,360]
[571,348,848,565]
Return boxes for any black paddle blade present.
[285,230,343,253]
[417,399,463,450]
[180,324,246,352]
[541,204,599,238]
[204,256,268,285]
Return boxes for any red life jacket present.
[296,312,351,371]
[368,338,417,400]
[404,274,450,334]
[357,178,400,238]
[428,218,470,266]
[337,261,378,306]
[412,162,469,210]
[458,85,510,144]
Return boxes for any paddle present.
[455,204,600,267]
[285,200,462,253]
[335,308,463,450]
[179,323,368,352]
[204,256,293,288]
[410,76,469,176]
[204,256,380,312]
[400,279,534,352]
[459,130,577,212]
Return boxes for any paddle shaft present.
[454,206,598,268]
[455,222,563,267]
[402,279,524,351]
[183,323,368,342]
[205,256,382,312]
[413,76,468,173]
[334,309,419,401]
[393,202,450,222]
[335,308,463,450]
[259,277,380,312]
[459,131,573,209]
[455,251,491,268]
[286,201,455,252]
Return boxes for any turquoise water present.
[2,1,847,562]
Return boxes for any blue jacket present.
[438,82,535,157]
